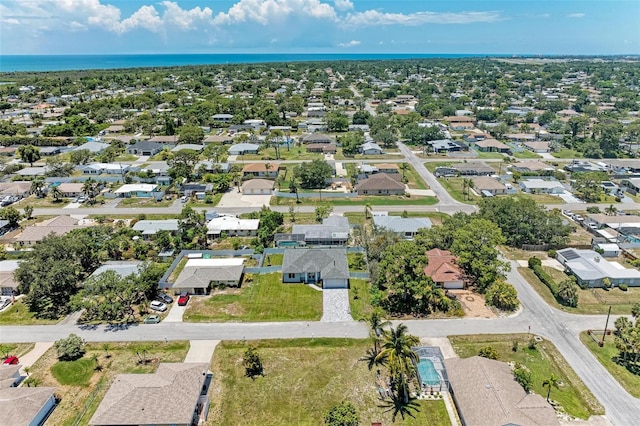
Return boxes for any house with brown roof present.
[475,138,511,153]
[444,356,559,426]
[242,178,275,195]
[0,181,31,198]
[424,248,465,289]
[472,176,508,196]
[375,164,399,174]
[355,173,405,196]
[523,141,551,153]
[0,260,20,296]
[306,143,337,154]
[242,163,279,179]
[302,133,334,144]
[90,363,210,426]
[14,215,84,246]
[55,183,84,198]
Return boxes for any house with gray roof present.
[0,387,57,426]
[556,248,640,288]
[172,258,245,294]
[277,216,350,246]
[228,143,260,155]
[132,219,180,238]
[445,356,559,426]
[0,260,20,296]
[126,141,165,156]
[89,261,143,280]
[372,215,432,239]
[74,141,110,153]
[282,248,349,289]
[90,363,210,426]
[360,141,383,155]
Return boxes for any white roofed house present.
[372,216,432,240]
[132,219,180,239]
[519,178,565,194]
[206,215,260,240]
[556,248,640,288]
[79,163,130,175]
[359,142,383,155]
[113,183,160,198]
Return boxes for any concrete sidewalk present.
[183,340,220,363]
[19,341,53,375]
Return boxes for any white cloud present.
[567,13,586,18]
[343,10,502,26]
[213,0,337,25]
[338,39,360,47]
[334,0,353,11]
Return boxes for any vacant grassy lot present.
[117,197,174,207]
[183,273,323,322]
[449,334,603,419]
[403,164,429,190]
[580,331,640,398]
[473,150,505,159]
[28,341,190,426]
[187,192,224,207]
[512,150,542,159]
[552,149,583,159]
[272,195,438,207]
[436,177,479,204]
[518,267,640,315]
[349,279,373,321]
[207,339,450,426]
[13,195,69,208]
[520,193,566,204]
[0,299,58,325]
[241,147,321,161]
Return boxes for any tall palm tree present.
[605,204,618,216]
[461,178,469,200]
[376,323,420,404]
[399,163,409,182]
[466,179,475,200]
[49,185,63,202]
[364,309,390,350]
[542,373,559,402]
[82,178,97,202]
[30,177,46,198]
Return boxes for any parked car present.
[156,293,173,304]
[3,356,19,365]
[180,195,188,203]
[143,315,161,324]
[177,291,190,306]
[149,300,167,312]
[0,299,10,310]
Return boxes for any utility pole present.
[601,305,612,346]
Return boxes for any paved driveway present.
[321,289,352,322]
[163,303,186,323]
[183,340,219,363]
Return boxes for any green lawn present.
[0,300,58,325]
[552,149,583,159]
[183,273,323,322]
[208,339,450,426]
[437,177,479,204]
[117,197,174,207]
[580,331,640,398]
[512,150,542,159]
[449,334,603,419]
[51,358,95,386]
[473,150,506,159]
[13,195,69,208]
[403,164,429,190]
[334,151,404,160]
[0,343,35,358]
[518,193,566,204]
[240,147,321,161]
[349,279,373,321]
[263,253,283,266]
[272,195,438,207]
[518,267,640,315]
[343,212,367,227]
[88,213,179,220]
[186,192,224,207]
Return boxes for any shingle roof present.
[355,174,405,192]
[282,248,349,280]
[424,248,464,283]
[242,163,279,172]
[0,387,57,426]
[472,176,507,191]
[173,264,244,289]
[242,179,275,190]
[132,219,180,234]
[373,216,432,234]
[90,363,209,426]
[444,356,559,426]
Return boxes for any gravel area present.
[321,289,353,322]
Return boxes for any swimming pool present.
[417,358,440,387]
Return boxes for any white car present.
[149,300,167,312]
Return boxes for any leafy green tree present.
[294,160,333,189]
[557,278,579,307]
[324,401,359,426]
[168,149,199,180]
[573,172,606,203]
[23,205,33,220]
[485,280,520,311]
[69,149,92,165]
[16,144,41,166]
[242,346,264,380]
[0,206,21,227]
[514,363,532,392]
[478,346,498,360]
[54,334,85,361]
[314,204,333,223]
[49,185,63,202]
[326,110,350,132]
[338,132,364,157]
[30,177,46,198]
[178,124,204,144]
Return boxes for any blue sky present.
[1,1,638,55]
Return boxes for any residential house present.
[522,141,551,153]
[180,182,213,198]
[474,139,511,153]
[89,261,143,280]
[451,162,495,176]
[282,248,349,289]
[126,141,165,156]
[0,182,32,198]
[228,143,260,156]
[171,144,205,153]
[505,133,537,143]
[510,161,555,175]
[0,260,20,296]
[302,133,334,144]
[138,162,172,185]
[0,220,11,237]
[0,387,58,426]
[277,216,351,246]
[196,161,230,174]
[592,243,621,257]
[90,363,210,426]
[355,173,405,196]
[360,142,383,155]
[132,220,180,238]
[0,364,22,388]
[424,248,465,289]
[473,176,508,196]
[113,183,159,198]
[204,134,233,144]
[74,141,110,153]
[15,215,83,246]
[306,143,337,154]
[55,183,84,198]
[444,356,559,426]
[556,248,640,288]
[206,216,260,239]
[242,163,279,179]
[519,179,565,194]
[621,178,640,195]
[38,146,62,156]
[211,113,234,123]
[242,178,274,195]
[375,164,399,174]
[148,135,179,145]
[79,163,130,175]
[429,139,466,153]
[564,161,606,173]
[373,215,432,239]
[15,167,46,177]
[172,258,245,294]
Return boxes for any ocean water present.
[0,53,495,73]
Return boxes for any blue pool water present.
[417,358,440,386]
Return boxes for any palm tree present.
[30,177,46,198]
[399,163,409,182]
[102,343,111,359]
[466,179,475,200]
[289,179,300,203]
[82,178,98,203]
[376,324,420,404]
[461,178,470,200]
[49,185,63,202]
[605,204,618,216]
[23,366,31,377]
[264,163,272,178]
[364,203,372,220]
[542,373,559,403]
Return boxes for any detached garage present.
[242,178,275,195]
